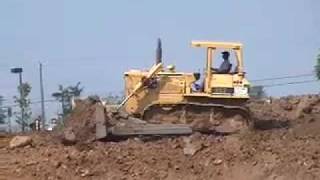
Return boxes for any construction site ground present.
[1,95,320,180]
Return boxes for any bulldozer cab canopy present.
[191,41,243,49]
[191,41,244,74]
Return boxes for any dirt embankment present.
[1,95,320,180]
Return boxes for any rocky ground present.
[1,95,320,180]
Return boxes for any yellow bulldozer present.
[120,39,251,132]
[95,39,252,139]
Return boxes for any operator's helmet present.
[221,51,230,59]
[221,51,230,56]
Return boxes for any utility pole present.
[39,62,46,129]
[60,91,67,125]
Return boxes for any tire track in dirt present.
[0,136,30,180]
[0,137,12,180]
[0,155,11,180]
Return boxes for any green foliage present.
[0,96,6,124]
[315,51,320,80]
[68,82,83,97]
[52,82,84,117]
[13,82,32,131]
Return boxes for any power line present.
[0,99,58,108]
[250,73,314,82]
[260,79,318,88]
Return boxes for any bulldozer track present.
[143,102,252,134]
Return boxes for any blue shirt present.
[218,60,231,73]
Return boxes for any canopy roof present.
[191,41,243,49]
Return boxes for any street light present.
[10,67,25,132]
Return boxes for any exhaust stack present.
[156,38,162,64]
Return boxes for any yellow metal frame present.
[191,41,245,93]
[122,41,250,116]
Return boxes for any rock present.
[312,106,320,113]
[26,161,38,166]
[266,147,272,152]
[252,161,258,166]
[295,96,313,118]
[295,97,308,118]
[69,149,80,160]
[171,142,180,149]
[9,136,32,149]
[279,99,293,111]
[183,146,197,156]
[213,159,223,165]
[14,168,22,173]
[308,117,315,123]
[118,110,129,119]
[133,137,143,143]
[112,110,130,120]
[53,161,62,168]
[80,169,91,177]
[61,164,68,169]
[183,137,203,156]
[62,128,77,145]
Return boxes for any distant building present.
[46,118,58,131]
[249,86,266,99]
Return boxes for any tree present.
[315,51,320,80]
[68,82,83,97]
[0,96,6,124]
[52,82,84,118]
[103,92,124,104]
[13,82,32,131]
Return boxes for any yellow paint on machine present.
[123,41,251,116]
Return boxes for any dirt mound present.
[1,95,320,180]
[62,99,99,144]
[248,94,320,128]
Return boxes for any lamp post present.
[10,67,25,132]
[7,107,12,133]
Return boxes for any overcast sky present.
[0,0,319,119]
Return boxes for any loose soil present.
[1,95,320,180]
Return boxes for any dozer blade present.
[110,123,192,136]
[95,104,108,139]
[95,104,192,139]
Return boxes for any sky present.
[0,0,320,119]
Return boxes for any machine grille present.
[212,87,234,94]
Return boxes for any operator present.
[213,51,232,73]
